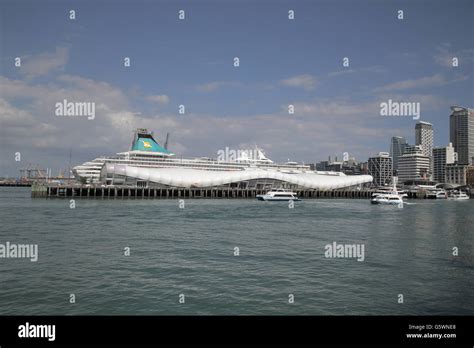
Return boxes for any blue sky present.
[0,0,473,176]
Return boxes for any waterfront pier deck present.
[31,184,375,199]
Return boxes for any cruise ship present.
[73,128,373,190]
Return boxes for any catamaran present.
[256,190,300,201]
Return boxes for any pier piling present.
[31,184,376,199]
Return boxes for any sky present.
[0,0,473,177]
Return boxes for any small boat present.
[371,180,404,206]
[426,188,447,199]
[257,190,300,201]
[447,191,470,200]
[372,187,407,198]
[371,193,404,205]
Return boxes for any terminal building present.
[73,129,373,190]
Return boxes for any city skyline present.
[313,107,470,164]
[1,0,473,177]
[317,108,473,187]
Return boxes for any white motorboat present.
[370,193,404,205]
[372,187,407,198]
[447,191,470,200]
[425,188,447,199]
[257,190,300,201]
[371,180,404,206]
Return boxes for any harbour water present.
[0,187,472,315]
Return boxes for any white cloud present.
[0,74,419,175]
[196,81,225,92]
[195,81,241,92]
[328,65,386,78]
[374,74,468,92]
[145,94,170,104]
[20,46,69,78]
[328,69,357,77]
[285,100,378,118]
[434,43,474,68]
[0,74,135,153]
[0,98,36,127]
[0,98,58,149]
[279,74,316,90]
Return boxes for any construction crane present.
[19,164,48,180]
[19,164,52,183]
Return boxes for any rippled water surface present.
[0,187,472,315]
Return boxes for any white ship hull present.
[257,191,300,201]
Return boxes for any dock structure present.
[31,183,375,199]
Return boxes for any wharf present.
[0,183,31,187]
[31,183,375,199]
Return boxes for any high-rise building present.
[403,145,423,155]
[397,145,430,183]
[390,136,407,174]
[450,106,474,165]
[368,152,392,186]
[415,121,434,158]
[433,143,457,183]
[415,121,434,178]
